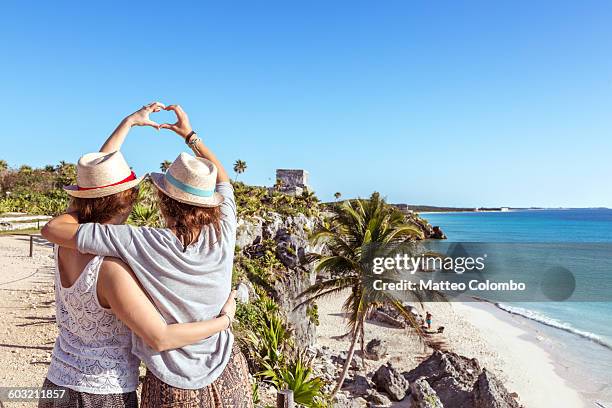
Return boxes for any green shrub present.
[272,351,324,407]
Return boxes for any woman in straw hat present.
[42,103,252,407]
[39,103,238,408]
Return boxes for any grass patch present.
[0,228,41,236]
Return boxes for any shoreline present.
[481,301,612,407]
[454,302,589,408]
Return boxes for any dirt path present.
[0,235,57,408]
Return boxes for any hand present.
[160,104,193,138]
[125,102,165,129]
[220,290,237,323]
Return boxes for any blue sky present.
[0,1,611,207]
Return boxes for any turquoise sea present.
[423,209,612,406]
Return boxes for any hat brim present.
[63,177,144,198]
[150,173,224,208]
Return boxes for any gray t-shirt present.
[76,182,236,389]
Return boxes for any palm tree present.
[334,192,342,201]
[233,160,247,181]
[301,190,319,208]
[160,160,172,173]
[274,178,284,191]
[19,165,32,173]
[298,192,429,396]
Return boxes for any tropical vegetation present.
[233,159,247,181]
[298,192,427,395]
[0,160,75,215]
[160,160,172,173]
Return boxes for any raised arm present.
[160,105,230,183]
[99,102,166,153]
[98,258,235,352]
[42,102,166,247]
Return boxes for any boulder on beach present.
[404,351,523,408]
[365,389,392,407]
[343,374,373,396]
[372,362,409,401]
[410,377,443,408]
[404,350,480,407]
[472,369,522,408]
[365,338,388,361]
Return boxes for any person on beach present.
[39,104,238,408]
[426,311,432,330]
[42,103,253,407]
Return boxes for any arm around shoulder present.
[98,258,234,352]
[41,212,80,249]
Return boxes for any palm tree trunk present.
[360,322,366,368]
[331,321,361,397]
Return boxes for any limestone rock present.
[405,350,480,407]
[334,392,368,408]
[431,226,447,240]
[365,389,392,407]
[235,282,250,303]
[472,369,522,408]
[235,216,263,249]
[410,377,443,408]
[238,211,321,349]
[365,338,388,361]
[343,374,373,396]
[372,362,409,401]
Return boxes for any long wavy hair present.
[157,190,222,251]
[70,188,138,224]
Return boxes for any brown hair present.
[71,188,138,224]
[157,190,222,251]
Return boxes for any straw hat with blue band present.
[150,152,224,207]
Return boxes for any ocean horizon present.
[423,208,612,405]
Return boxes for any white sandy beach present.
[317,290,588,408]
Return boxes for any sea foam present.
[496,302,612,351]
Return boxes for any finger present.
[164,105,186,118]
[164,104,183,112]
[159,123,178,131]
[145,101,165,112]
[151,101,165,112]
[143,120,160,129]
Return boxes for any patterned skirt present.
[37,378,137,408]
[141,345,253,408]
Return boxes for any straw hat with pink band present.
[150,152,224,208]
[63,151,144,198]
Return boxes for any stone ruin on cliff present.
[274,169,312,196]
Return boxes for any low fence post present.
[277,389,294,408]
[29,235,34,257]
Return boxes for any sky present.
[0,1,611,208]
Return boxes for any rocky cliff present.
[236,212,323,348]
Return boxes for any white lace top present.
[46,246,140,394]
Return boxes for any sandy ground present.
[317,290,588,408]
[0,235,56,408]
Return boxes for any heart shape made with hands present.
[139,102,185,134]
